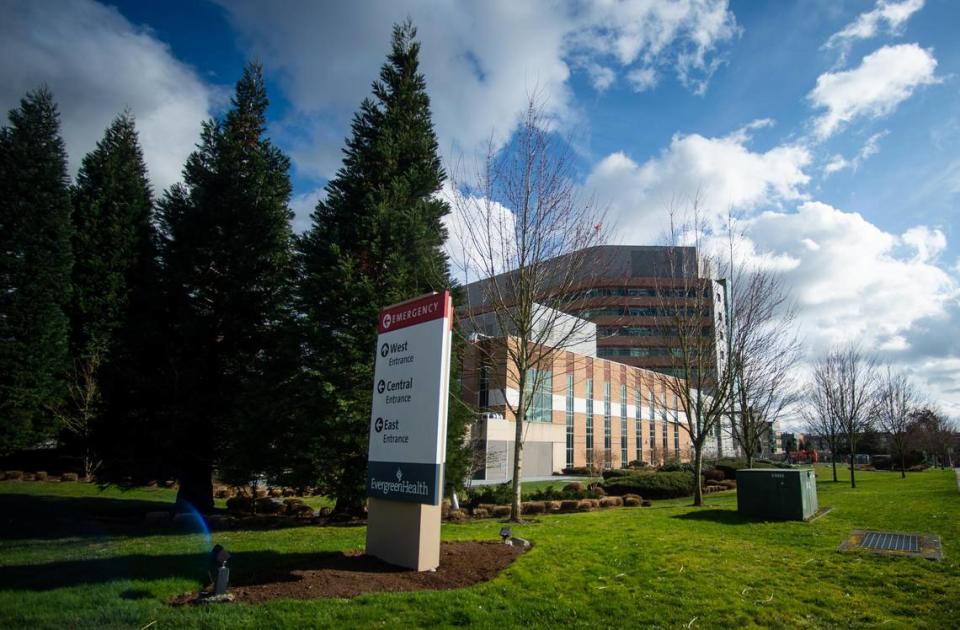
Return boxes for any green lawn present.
[1,467,957,629]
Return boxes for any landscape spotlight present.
[499,527,511,543]
[211,544,231,595]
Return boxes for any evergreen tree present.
[66,112,155,477]
[0,88,73,454]
[158,62,295,511]
[298,21,457,513]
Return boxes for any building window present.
[565,374,574,468]
[586,378,594,465]
[524,368,553,423]
[603,382,612,469]
[478,365,489,408]
[620,384,628,467]
[648,388,656,451]
[672,394,680,456]
[634,388,642,463]
[661,393,669,454]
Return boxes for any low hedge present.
[601,471,695,499]
[601,469,636,480]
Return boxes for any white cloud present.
[736,202,959,414]
[626,67,658,92]
[743,201,955,349]
[823,154,851,175]
[902,225,947,262]
[809,44,938,140]
[821,130,889,176]
[585,123,811,243]
[0,0,218,192]
[824,0,925,58]
[289,188,326,234]
[218,0,739,180]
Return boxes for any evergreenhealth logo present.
[369,475,428,497]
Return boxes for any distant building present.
[463,245,728,382]
[460,333,694,481]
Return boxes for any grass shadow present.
[0,493,335,540]
[0,549,403,592]
[670,509,753,525]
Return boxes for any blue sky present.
[2,0,958,416]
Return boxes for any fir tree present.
[66,111,156,477]
[298,21,457,513]
[0,88,73,454]
[159,62,295,511]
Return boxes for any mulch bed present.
[171,540,526,604]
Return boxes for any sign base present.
[366,497,441,571]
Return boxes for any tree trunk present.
[745,450,753,470]
[831,447,837,482]
[510,389,525,523]
[692,446,704,507]
[900,451,906,479]
[849,447,856,489]
[176,460,214,513]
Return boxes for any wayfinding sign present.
[367,291,452,505]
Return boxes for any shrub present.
[908,464,929,472]
[641,500,652,507]
[22,473,35,481]
[563,481,585,493]
[60,472,78,482]
[5,471,23,480]
[35,471,47,481]
[602,471,695,499]
[546,500,562,512]
[577,499,593,512]
[522,501,546,515]
[599,497,623,508]
[471,508,490,519]
[627,460,646,469]
[589,482,606,497]
[623,497,641,507]
[255,498,284,514]
[289,503,314,518]
[623,493,642,502]
[226,495,253,513]
[601,469,635,480]
[559,499,580,512]
[709,461,744,479]
[702,468,725,482]
[468,483,513,507]
[659,461,693,473]
[562,466,591,475]
[719,479,737,489]
[477,503,496,513]
[447,509,467,522]
[492,505,511,517]
[214,487,231,499]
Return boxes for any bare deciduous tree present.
[654,204,734,506]
[811,344,879,488]
[875,367,920,479]
[803,371,843,482]
[51,351,104,479]
[727,264,802,469]
[448,98,606,521]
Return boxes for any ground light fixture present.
[499,527,511,543]
[211,544,231,595]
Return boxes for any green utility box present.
[736,468,818,521]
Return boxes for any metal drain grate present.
[860,532,920,553]
[838,529,943,561]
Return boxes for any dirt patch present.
[171,540,525,604]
